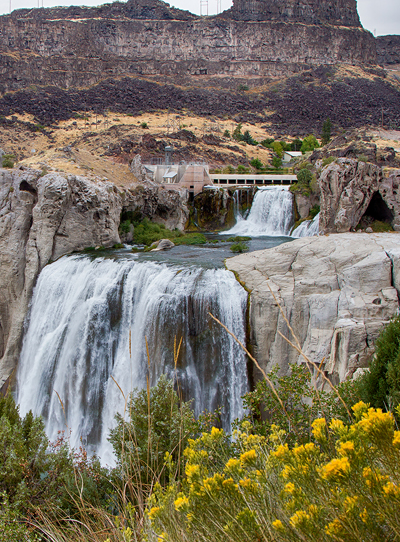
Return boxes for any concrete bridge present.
[210,174,297,187]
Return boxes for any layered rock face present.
[228,0,360,26]
[0,0,375,92]
[0,169,189,388]
[227,234,400,384]
[319,159,400,233]
[377,35,400,66]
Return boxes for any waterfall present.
[16,255,248,465]
[221,187,294,237]
[292,213,320,238]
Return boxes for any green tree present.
[297,167,313,188]
[290,138,303,151]
[357,316,400,411]
[250,158,263,170]
[261,138,274,149]
[301,135,319,153]
[232,124,243,142]
[272,141,284,157]
[223,129,230,138]
[237,164,250,174]
[272,155,282,169]
[321,117,332,146]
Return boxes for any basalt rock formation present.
[377,35,400,66]
[0,0,375,95]
[227,233,400,385]
[318,159,400,233]
[0,168,189,389]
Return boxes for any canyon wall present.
[377,35,400,66]
[0,0,376,93]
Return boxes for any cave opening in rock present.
[357,191,394,230]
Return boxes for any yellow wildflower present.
[393,431,400,447]
[363,467,385,488]
[225,458,241,471]
[320,457,350,480]
[284,482,296,495]
[240,449,257,465]
[312,418,327,441]
[211,426,223,438]
[148,507,160,519]
[325,518,344,536]
[344,495,358,512]
[352,401,369,420]
[289,510,310,529]
[383,482,400,497]
[174,495,189,511]
[358,408,394,440]
[282,465,294,479]
[239,478,257,491]
[360,508,368,523]
[272,444,289,459]
[272,519,285,532]
[337,440,355,456]
[185,464,200,483]
[330,418,345,433]
[308,504,319,517]
[222,478,238,492]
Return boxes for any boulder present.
[150,238,175,251]
[227,233,400,385]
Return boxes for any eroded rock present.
[227,233,400,385]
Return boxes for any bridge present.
[210,174,297,187]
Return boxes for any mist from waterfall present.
[16,255,248,465]
[221,187,294,237]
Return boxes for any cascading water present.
[16,255,248,465]
[221,187,294,237]
[291,213,320,238]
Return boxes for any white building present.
[283,151,302,163]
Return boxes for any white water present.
[221,187,294,237]
[292,212,320,238]
[16,256,248,465]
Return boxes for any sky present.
[0,0,399,36]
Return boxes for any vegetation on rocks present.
[120,218,207,247]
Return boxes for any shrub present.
[357,316,400,410]
[250,158,263,170]
[309,204,320,219]
[141,122,148,129]
[237,164,250,174]
[301,135,319,153]
[272,155,282,169]
[273,142,284,158]
[223,129,230,138]
[261,138,274,149]
[322,156,335,167]
[109,375,199,490]
[297,168,313,187]
[242,131,257,146]
[321,117,332,146]
[148,403,400,542]
[232,124,243,142]
[223,165,235,174]
[2,154,15,168]
[230,242,248,253]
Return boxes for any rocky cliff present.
[227,233,400,385]
[377,35,400,66]
[0,168,189,389]
[0,0,376,95]
[318,159,400,233]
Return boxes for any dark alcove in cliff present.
[357,191,394,230]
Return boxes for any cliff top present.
[7,0,360,27]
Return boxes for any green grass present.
[127,218,207,247]
[226,236,252,242]
[230,242,249,253]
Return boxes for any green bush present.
[357,316,400,410]
[223,129,230,138]
[230,242,248,253]
[261,138,274,149]
[141,122,148,129]
[309,204,320,219]
[322,156,335,167]
[227,236,251,242]
[109,375,199,489]
[250,158,263,170]
[301,135,319,153]
[2,154,15,168]
[237,165,250,174]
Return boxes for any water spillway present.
[16,255,248,465]
[222,187,294,237]
[292,213,320,238]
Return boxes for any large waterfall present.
[222,187,294,237]
[16,255,248,465]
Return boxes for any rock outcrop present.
[0,168,189,388]
[318,159,400,233]
[227,233,400,385]
[377,35,400,66]
[0,0,376,94]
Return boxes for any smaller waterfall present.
[292,213,320,238]
[221,187,294,237]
